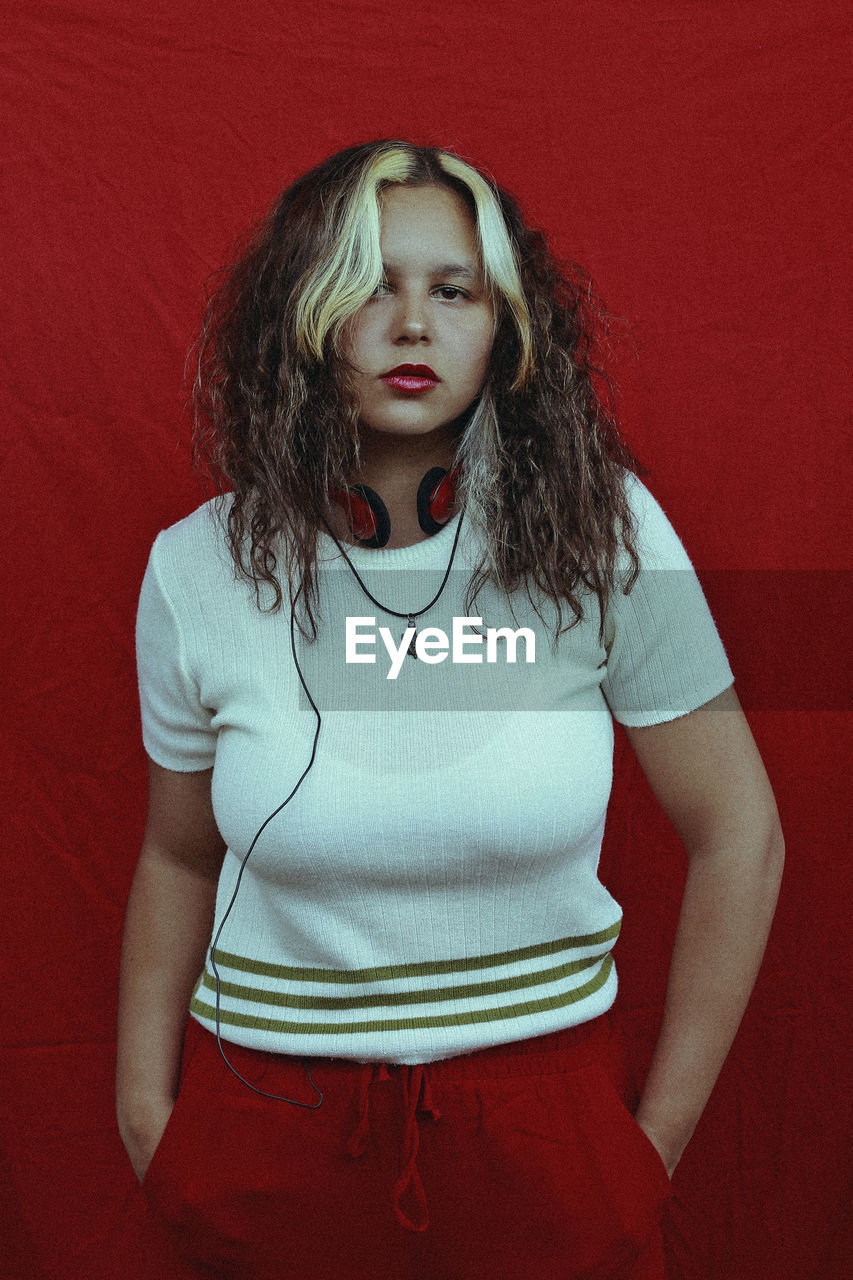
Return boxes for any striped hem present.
[191,925,620,1037]
[199,950,606,1011]
[207,920,621,985]
[191,954,614,1035]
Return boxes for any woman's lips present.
[381,364,439,394]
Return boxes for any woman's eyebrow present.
[381,260,480,281]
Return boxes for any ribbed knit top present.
[136,475,733,1064]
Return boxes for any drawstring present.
[346,1061,441,1232]
[392,1064,441,1232]
[346,1062,390,1158]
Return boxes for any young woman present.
[117,140,784,1280]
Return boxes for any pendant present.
[403,615,418,659]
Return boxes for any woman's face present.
[344,184,495,445]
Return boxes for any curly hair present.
[191,139,641,639]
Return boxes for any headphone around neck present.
[328,464,460,548]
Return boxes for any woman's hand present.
[118,1094,176,1182]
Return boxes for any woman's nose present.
[393,294,430,342]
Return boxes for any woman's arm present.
[116,759,226,1181]
[623,686,784,1176]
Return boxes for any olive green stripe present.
[190,955,614,1035]
[209,922,621,985]
[201,951,605,1012]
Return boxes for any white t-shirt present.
[136,475,733,1063]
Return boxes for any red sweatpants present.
[109,1013,672,1280]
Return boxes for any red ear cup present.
[330,464,460,546]
[416,464,460,535]
[328,484,391,548]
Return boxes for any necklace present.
[321,511,465,659]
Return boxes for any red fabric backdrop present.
[2,2,851,1277]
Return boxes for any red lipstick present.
[381,363,439,394]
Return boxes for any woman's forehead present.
[378,184,480,265]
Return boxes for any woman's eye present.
[370,283,470,302]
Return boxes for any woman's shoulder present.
[621,471,696,572]
[151,493,231,553]
[146,494,235,588]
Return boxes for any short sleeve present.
[601,478,734,726]
[136,535,218,770]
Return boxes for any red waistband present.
[389,1013,613,1082]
